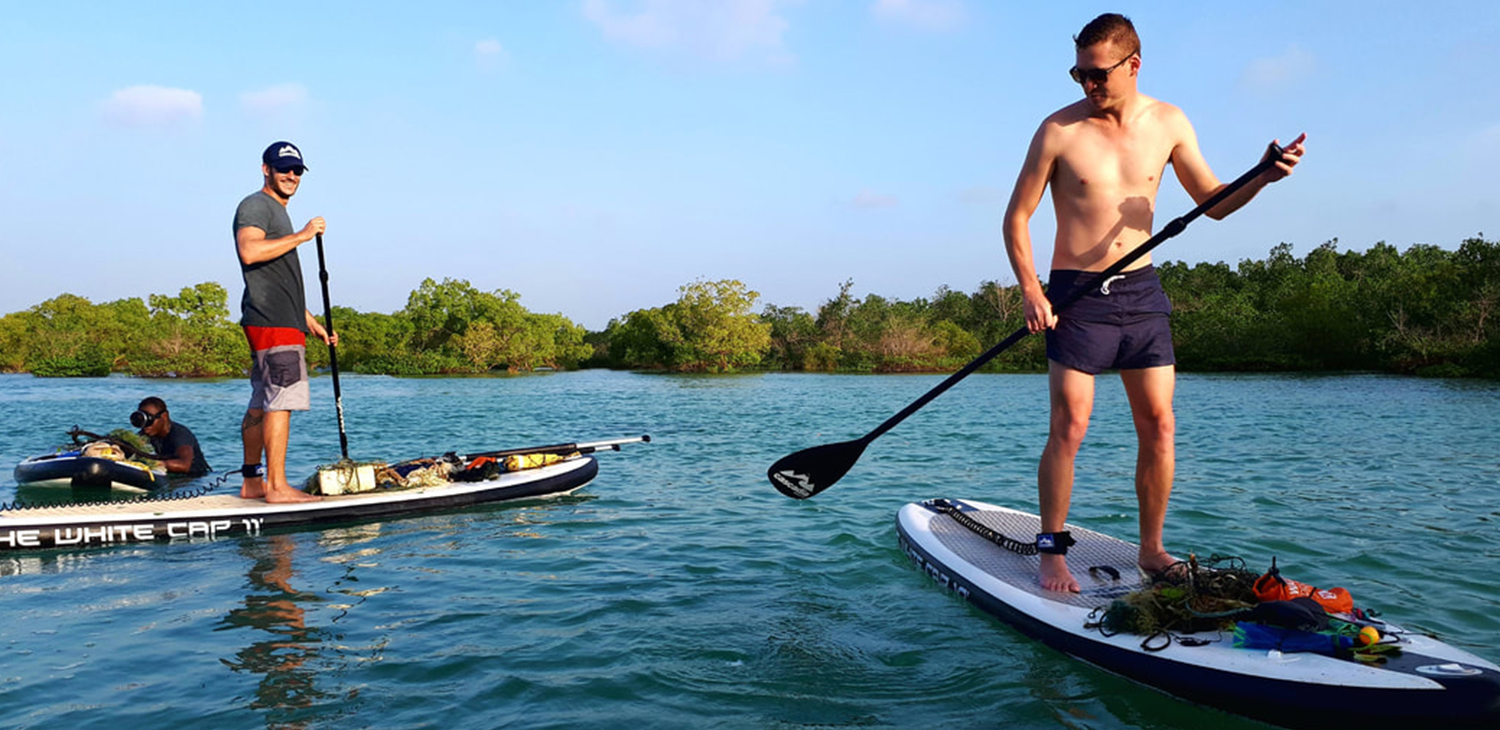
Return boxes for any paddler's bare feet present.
[1139,549,1181,579]
[240,476,266,499]
[1040,553,1081,593]
[264,485,321,503]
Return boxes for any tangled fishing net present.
[1094,554,1260,635]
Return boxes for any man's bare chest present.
[1052,143,1171,194]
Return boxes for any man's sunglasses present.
[278,167,305,177]
[1069,54,1135,85]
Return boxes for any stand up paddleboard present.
[1,436,649,552]
[897,498,1500,729]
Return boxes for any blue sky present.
[2,1,1495,330]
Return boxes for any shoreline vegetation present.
[2,238,1496,380]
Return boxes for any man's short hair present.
[138,396,167,413]
[1074,13,1140,58]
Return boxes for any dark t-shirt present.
[233,191,308,331]
[149,422,212,477]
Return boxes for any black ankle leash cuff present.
[1036,531,1076,555]
[240,464,265,478]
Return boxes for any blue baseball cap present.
[262,141,308,172]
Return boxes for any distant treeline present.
[0,278,593,378]
[2,238,1496,379]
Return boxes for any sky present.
[1,1,1495,330]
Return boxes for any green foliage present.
[671,279,772,371]
[313,277,596,375]
[0,284,246,377]
[389,278,594,373]
[0,277,593,378]
[1161,237,1500,376]
[797,281,1035,373]
[133,283,247,376]
[606,279,772,372]
[19,294,116,377]
[0,314,27,372]
[761,304,819,370]
[30,351,113,377]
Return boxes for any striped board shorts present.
[244,326,311,412]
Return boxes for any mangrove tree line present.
[1,238,1495,379]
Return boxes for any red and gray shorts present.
[1044,265,1176,375]
[244,326,310,412]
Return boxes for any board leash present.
[925,498,1039,556]
[0,480,222,512]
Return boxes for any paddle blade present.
[767,439,868,499]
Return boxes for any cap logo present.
[277,146,302,161]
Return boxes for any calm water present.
[0,370,1497,729]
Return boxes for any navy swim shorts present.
[1044,265,1175,375]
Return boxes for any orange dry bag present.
[1253,558,1355,613]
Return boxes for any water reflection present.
[218,534,330,727]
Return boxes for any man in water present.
[232,141,334,503]
[133,396,211,477]
[1002,13,1305,592]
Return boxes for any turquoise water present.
[1,370,1497,729]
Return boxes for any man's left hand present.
[1265,132,1307,181]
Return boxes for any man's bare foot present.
[240,476,266,499]
[1039,553,1080,593]
[1139,549,1182,578]
[264,486,321,504]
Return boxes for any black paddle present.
[768,143,1288,499]
[313,232,350,461]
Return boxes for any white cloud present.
[100,85,203,127]
[1240,45,1315,91]
[475,38,508,71]
[852,190,899,209]
[871,0,964,32]
[581,0,794,64]
[239,83,308,116]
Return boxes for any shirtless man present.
[1002,13,1305,592]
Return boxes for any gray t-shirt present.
[233,191,308,331]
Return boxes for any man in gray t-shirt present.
[231,141,334,504]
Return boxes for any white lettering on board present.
[1,530,43,548]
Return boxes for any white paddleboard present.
[897,498,1500,728]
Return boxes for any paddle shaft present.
[314,233,350,460]
[457,435,652,461]
[858,145,1284,446]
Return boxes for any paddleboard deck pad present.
[897,498,1500,729]
[1,456,597,552]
